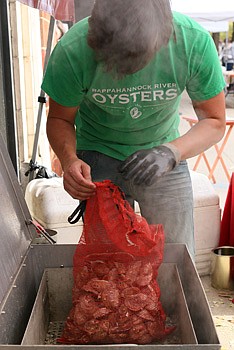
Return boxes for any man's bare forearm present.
[46,117,78,171]
[171,116,225,160]
[172,91,226,160]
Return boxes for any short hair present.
[87,0,173,78]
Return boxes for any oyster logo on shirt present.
[129,106,143,119]
[91,83,178,109]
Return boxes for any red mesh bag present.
[59,180,171,345]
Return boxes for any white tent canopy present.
[198,21,229,33]
[171,0,234,32]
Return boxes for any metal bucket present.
[211,246,234,290]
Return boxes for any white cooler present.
[25,177,83,244]
[25,171,221,275]
[190,171,221,276]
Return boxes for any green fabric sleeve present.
[41,41,85,107]
[186,33,226,101]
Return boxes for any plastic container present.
[25,177,82,244]
[190,171,221,276]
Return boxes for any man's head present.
[87,0,173,77]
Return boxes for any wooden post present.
[212,32,220,52]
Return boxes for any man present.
[42,0,226,259]
[221,39,234,70]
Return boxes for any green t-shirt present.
[42,12,226,160]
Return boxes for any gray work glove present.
[119,143,181,186]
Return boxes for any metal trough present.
[21,264,197,346]
[0,133,220,349]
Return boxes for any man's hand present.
[45,99,96,200]
[63,158,96,200]
[119,144,180,186]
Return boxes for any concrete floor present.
[179,92,234,350]
[201,276,234,350]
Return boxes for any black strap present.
[68,200,86,224]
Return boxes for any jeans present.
[77,150,195,259]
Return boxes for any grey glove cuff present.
[162,143,181,166]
